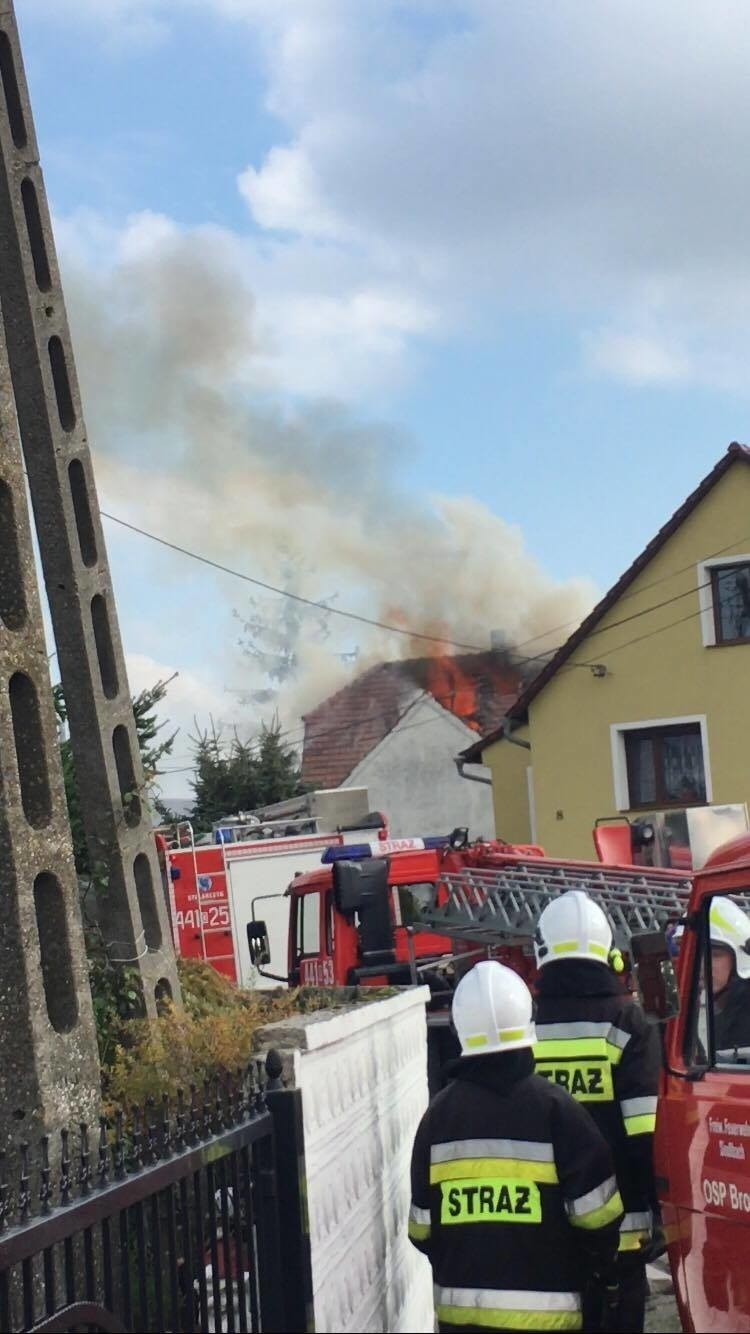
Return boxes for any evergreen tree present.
[189,718,303,835]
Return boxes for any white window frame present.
[610,714,712,813]
[697,554,750,647]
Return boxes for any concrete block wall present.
[256,989,434,1333]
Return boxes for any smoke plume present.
[60,216,596,727]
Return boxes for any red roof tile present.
[461,443,750,762]
[302,650,521,790]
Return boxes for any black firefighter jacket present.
[534,960,661,1256]
[409,1049,623,1333]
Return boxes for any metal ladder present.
[422,858,694,949]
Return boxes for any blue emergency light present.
[321,836,450,865]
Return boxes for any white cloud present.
[34,0,750,393]
[585,332,690,387]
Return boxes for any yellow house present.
[461,443,750,860]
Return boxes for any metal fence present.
[0,1051,309,1333]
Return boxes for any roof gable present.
[462,442,750,761]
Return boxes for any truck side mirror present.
[333,857,388,912]
[247,920,271,967]
[630,930,680,1022]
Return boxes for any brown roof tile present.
[302,650,521,789]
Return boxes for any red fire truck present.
[157,788,387,987]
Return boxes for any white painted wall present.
[257,989,434,1333]
[345,692,496,839]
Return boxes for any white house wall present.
[346,694,496,839]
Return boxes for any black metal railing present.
[0,1052,300,1333]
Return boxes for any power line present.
[101,507,750,685]
[101,511,486,653]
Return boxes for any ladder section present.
[424,859,693,949]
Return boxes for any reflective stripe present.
[435,1287,582,1330]
[568,1180,623,1231]
[619,1231,645,1252]
[618,1210,652,1253]
[566,1174,618,1219]
[432,1139,554,1164]
[430,1140,559,1185]
[430,1158,558,1185]
[534,1038,608,1059]
[466,1034,489,1049]
[499,1027,526,1043]
[552,940,579,956]
[623,1113,656,1136]
[620,1097,658,1118]
[409,1201,431,1241]
[535,1020,630,1048]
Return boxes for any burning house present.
[301,651,521,838]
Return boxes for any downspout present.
[454,757,493,786]
[455,717,531,786]
[500,718,531,750]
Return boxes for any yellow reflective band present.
[624,1114,656,1136]
[499,1028,526,1043]
[430,1158,559,1186]
[533,1037,624,1066]
[441,1178,541,1225]
[569,1188,623,1231]
[535,1059,614,1102]
[589,942,608,959]
[408,1219,431,1241]
[552,940,579,955]
[466,1034,489,1049]
[436,1307,582,1330]
[534,1038,607,1059]
[618,1230,649,1252]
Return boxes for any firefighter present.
[533,891,660,1334]
[708,897,750,1054]
[409,960,623,1333]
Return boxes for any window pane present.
[397,883,437,925]
[708,892,750,1066]
[715,564,750,642]
[661,732,706,803]
[628,736,656,806]
[301,892,320,956]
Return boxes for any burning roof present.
[301,650,521,790]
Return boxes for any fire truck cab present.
[652,832,750,1333]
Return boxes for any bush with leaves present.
[102,959,393,1110]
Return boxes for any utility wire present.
[101,509,750,671]
[101,511,486,653]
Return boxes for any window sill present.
[705,638,750,649]
[625,800,708,813]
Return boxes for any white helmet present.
[535,891,613,970]
[710,898,750,980]
[452,960,535,1056]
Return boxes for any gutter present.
[500,717,531,750]
[455,716,531,787]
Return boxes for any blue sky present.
[18,1,750,795]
